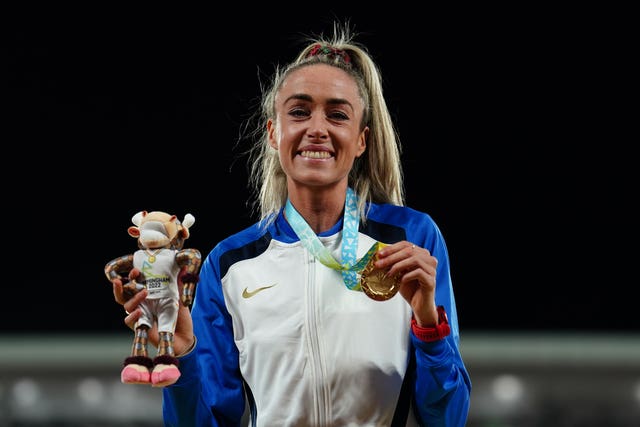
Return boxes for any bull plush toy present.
[104,210,201,387]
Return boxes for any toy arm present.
[105,254,144,299]
[105,254,135,283]
[175,249,202,307]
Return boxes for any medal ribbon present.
[285,187,380,291]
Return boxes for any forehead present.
[278,63,362,104]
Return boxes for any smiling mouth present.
[300,151,332,159]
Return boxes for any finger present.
[400,267,435,288]
[376,242,420,272]
[386,251,437,284]
[379,241,420,260]
[123,288,147,314]
[124,308,142,331]
[112,280,125,305]
[128,268,141,281]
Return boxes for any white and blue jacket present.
[163,203,471,426]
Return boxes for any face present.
[268,63,368,189]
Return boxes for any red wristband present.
[411,305,451,342]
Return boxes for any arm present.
[376,218,471,426]
[162,252,246,427]
[410,225,471,427]
[411,333,470,426]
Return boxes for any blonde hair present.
[244,22,405,226]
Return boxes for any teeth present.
[301,151,331,159]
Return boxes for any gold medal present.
[145,248,161,263]
[359,245,400,301]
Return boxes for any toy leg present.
[121,325,152,384]
[151,331,180,387]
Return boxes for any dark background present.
[6,9,634,334]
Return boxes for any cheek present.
[339,129,365,151]
[276,125,304,149]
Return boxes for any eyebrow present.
[284,94,355,112]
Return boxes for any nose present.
[307,114,329,139]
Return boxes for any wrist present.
[411,306,451,342]
[175,335,197,357]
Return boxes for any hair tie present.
[306,43,351,65]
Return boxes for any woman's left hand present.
[374,241,439,326]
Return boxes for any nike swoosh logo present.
[242,284,277,298]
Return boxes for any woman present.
[115,24,471,426]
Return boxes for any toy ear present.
[183,213,195,228]
[131,211,147,227]
[128,226,141,238]
[179,213,195,239]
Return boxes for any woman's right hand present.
[111,268,196,356]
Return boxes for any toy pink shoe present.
[151,364,180,387]
[151,355,181,387]
[121,364,151,384]
[120,356,153,384]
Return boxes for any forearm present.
[172,305,195,356]
[412,336,471,427]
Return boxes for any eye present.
[288,107,309,118]
[328,110,349,120]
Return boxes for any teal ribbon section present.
[285,187,379,291]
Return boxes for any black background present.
[6,8,635,334]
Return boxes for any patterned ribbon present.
[285,187,380,291]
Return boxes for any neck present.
[287,183,348,234]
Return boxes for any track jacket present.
[163,202,471,426]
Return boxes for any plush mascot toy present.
[104,211,201,387]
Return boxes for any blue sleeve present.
[411,218,472,427]
[162,251,245,427]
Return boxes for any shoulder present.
[363,203,443,246]
[211,220,272,257]
[201,219,276,278]
[366,203,437,229]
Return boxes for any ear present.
[267,118,278,150]
[128,226,141,238]
[355,126,368,157]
